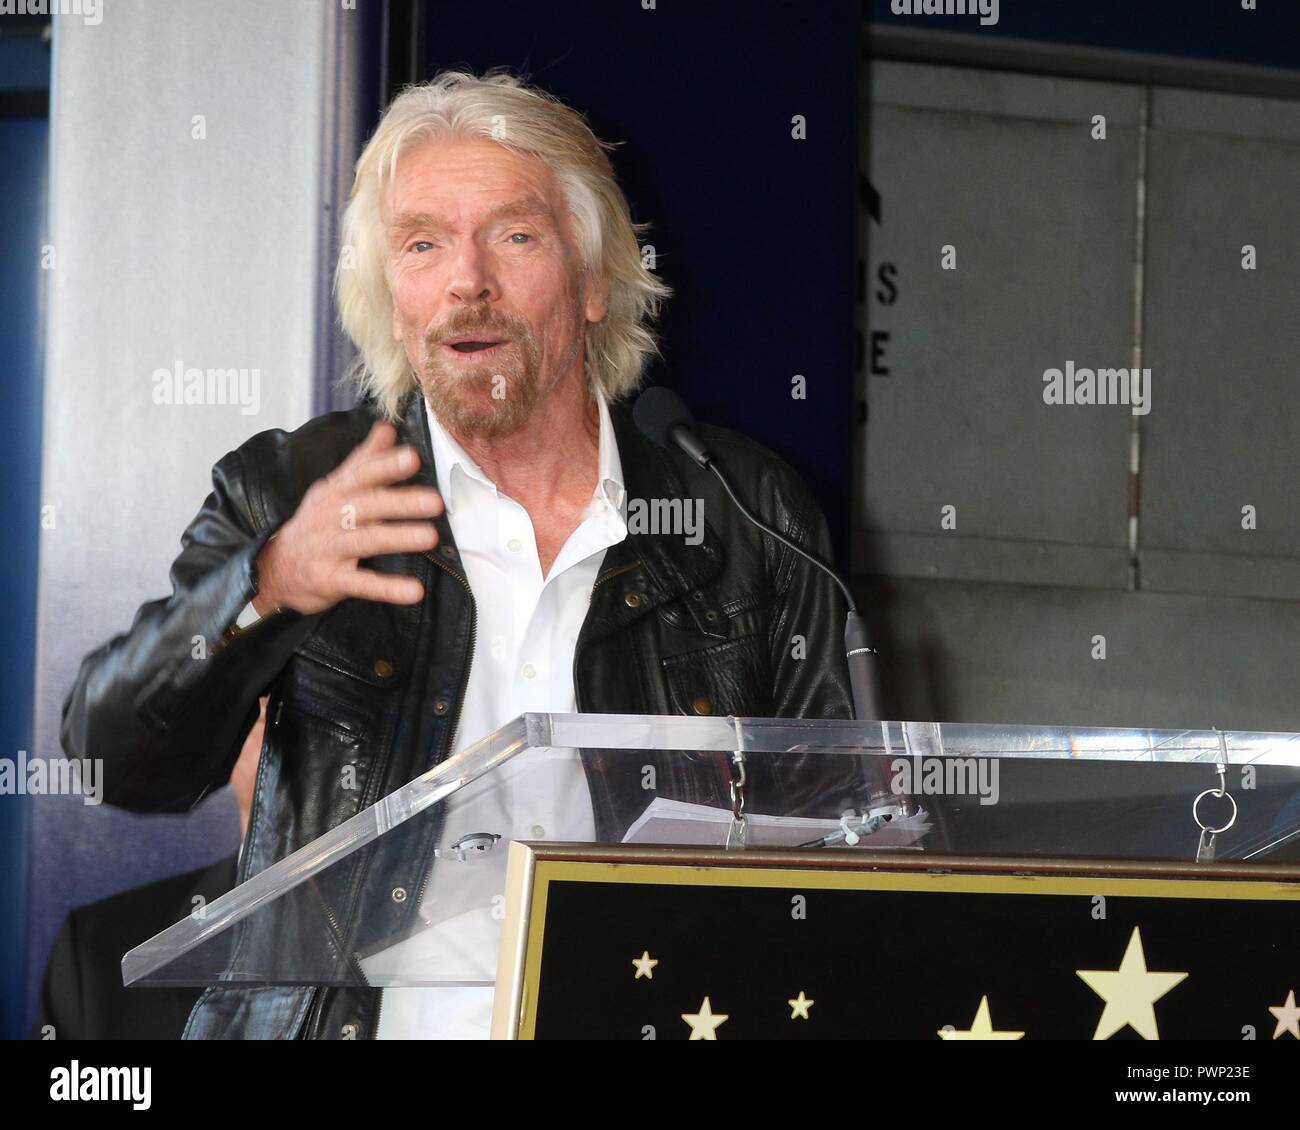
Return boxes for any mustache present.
[425,310,525,347]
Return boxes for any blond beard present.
[418,336,542,440]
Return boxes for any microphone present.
[632,386,882,722]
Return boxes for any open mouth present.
[444,336,510,355]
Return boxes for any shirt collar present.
[422,389,626,517]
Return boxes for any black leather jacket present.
[61,388,854,1039]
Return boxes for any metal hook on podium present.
[1193,728,1237,862]
[726,750,748,851]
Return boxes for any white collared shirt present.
[372,390,627,1039]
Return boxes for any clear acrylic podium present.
[122,713,1300,991]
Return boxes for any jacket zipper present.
[299,914,357,1038]
[293,718,372,1040]
[417,548,478,892]
[366,550,478,1040]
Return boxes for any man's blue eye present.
[412,241,434,253]
[509,232,531,243]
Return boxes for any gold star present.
[681,997,728,1040]
[1269,989,1300,1040]
[788,992,814,1020]
[632,951,658,980]
[1076,927,1188,1040]
[937,995,1024,1040]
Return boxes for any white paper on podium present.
[620,798,932,849]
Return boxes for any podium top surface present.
[122,713,1300,991]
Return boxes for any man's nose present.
[445,242,497,305]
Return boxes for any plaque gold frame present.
[490,842,1300,1039]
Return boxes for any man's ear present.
[584,272,610,324]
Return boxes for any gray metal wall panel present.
[861,63,1140,575]
[862,576,1300,735]
[1141,88,1300,568]
[857,62,1300,741]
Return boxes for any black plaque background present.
[530,875,1298,1040]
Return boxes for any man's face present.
[385,137,607,439]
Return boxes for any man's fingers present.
[348,521,440,559]
[340,568,426,606]
[346,486,443,526]
[364,420,397,451]
[333,442,424,494]
[342,420,398,472]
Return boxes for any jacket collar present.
[605,397,725,599]
[396,387,440,493]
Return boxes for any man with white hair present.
[62,70,855,1039]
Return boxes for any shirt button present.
[507,538,522,553]
[531,824,546,837]
[522,663,537,679]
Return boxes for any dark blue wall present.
[0,33,50,1040]
[420,0,860,561]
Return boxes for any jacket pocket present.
[298,596,415,690]
[278,637,393,729]
[660,635,771,719]
[261,687,374,849]
[266,650,383,831]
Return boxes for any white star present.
[937,995,1024,1040]
[1269,989,1300,1040]
[682,997,728,1040]
[632,951,658,980]
[788,992,814,1020]
[1076,927,1188,1040]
